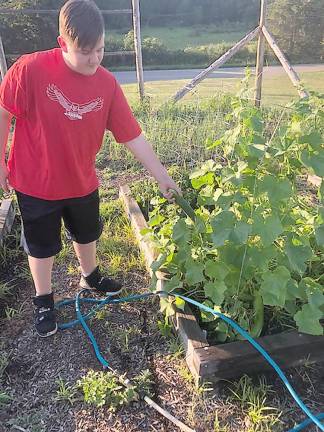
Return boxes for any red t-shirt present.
[0,48,142,200]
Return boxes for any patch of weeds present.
[55,377,79,405]
[166,336,184,359]
[157,318,173,338]
[113,325,142,352]
[177,361,194,386]
[77,369,137,411]
[0,390,12,408]
[66,263,79,276]
[92,306,110,321]
[227,375,283,432]
[6,411,44,432]
[56,241,73,265]
[0,281,12,300]
[77,369,154,411]
[17,264,33,282]
[132,369,155,398]
[5,306,20,320]
[213,413,230,432]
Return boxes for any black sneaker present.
[33,293,58,338]
[80,266,123,296]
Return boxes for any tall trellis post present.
[132,0,145,100]
[254,0,267,107]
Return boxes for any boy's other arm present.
[0,105,13,193]
[124,133,181,200]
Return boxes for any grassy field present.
[108,25,248,50]
[122,71,324,108]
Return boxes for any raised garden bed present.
[120,184,324,384]
[0,198,15,247]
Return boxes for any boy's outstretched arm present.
[124,133,181,200]
[0,105,13,193]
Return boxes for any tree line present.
[0,0,323,66]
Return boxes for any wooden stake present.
[132,0,145,101]
[0,35,8,82]
[172,27,260,103]
[262,26,309,99]
[254,0,267,107]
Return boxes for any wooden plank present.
[195,331,324,380]
[119,184,158,275]
[172,26,260,103]
[262,26,309,99]
[0,199,15,247]
[132,0,145,101]
[0,9,132,15]
[254,0,267,107]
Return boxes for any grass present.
[122,71,324,108]
[107,25,248,50]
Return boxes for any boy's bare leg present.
[28,256,54,296]
[74,240,122,294]
[73,240,97,276]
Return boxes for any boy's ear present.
[57,36,68,53]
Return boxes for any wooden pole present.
[262,26,309,99]
[254,0,267,107]
[0,36,8,82]
[172,27,260,103]
[132,0,145,101]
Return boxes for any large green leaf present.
[163,275,183,292]
[315,225,324,247]
[258,175,292,202]
[210,211,236,247]
[172,219,191,244]
[189,160,217,179]
[204,280,227,305]
[299,131,323,151]
[284,235,313,275]
[301,150,324,177]
[230,221,252,245]
[294,304,323,335]
[246,245,277,270]
[252,213,284,246]
[205,260,229,280]
[260,266,291,307]
[184,258,205,285]
[302,278,324,312]
[191,172,214,190]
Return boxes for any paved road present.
[114,64,324,85]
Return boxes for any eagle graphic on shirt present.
[46,84,103,120]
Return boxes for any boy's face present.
[58,34,105,76]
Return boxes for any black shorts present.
[16,189,103,259]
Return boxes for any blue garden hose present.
[56,290,324,432]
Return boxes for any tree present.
[267,0,324,62]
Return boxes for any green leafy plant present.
[77,370,136,410]
[145,91,324,341]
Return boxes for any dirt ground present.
[0,183,323,432]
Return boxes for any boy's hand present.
[158,176,182,201]
[0,162,10,193]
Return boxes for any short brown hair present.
[59,0,104,48]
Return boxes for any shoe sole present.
[79,277,123,296]
[36,323,58,338]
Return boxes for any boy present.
[0,0,180,338]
